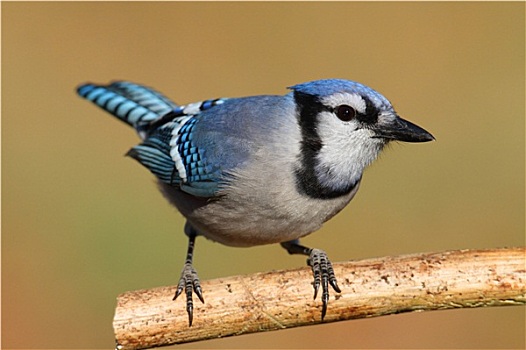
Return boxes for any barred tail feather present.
[77,81,178,134]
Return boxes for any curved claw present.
[308,248,341,320]
[173,262,204,326]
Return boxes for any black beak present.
[373,116,434,143]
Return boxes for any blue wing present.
[127,99,228,198]
[126,124,176,184]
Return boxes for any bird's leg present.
[173,228,204,326]
[281,240,341,320]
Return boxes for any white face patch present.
[321,92,367,114]
[314,110,385,191]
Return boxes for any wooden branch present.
[114,247,525,350]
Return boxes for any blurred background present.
[2,2,524,349]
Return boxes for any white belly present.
[160,179,360,247]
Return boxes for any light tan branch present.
[114,247,525,350]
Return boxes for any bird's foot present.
[173,262,204,326]
[307,248,341,320]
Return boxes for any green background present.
[3,2,524,348]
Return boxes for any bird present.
[77,79,434,326]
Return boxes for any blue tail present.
[77,81,178,134]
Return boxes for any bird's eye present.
[335,105,356,122]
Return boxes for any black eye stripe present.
[357,96,379,124]
[329,96,378,124]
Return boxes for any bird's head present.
[290,79,434,199]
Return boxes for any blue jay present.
[77,79,433,325]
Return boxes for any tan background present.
[2,2,524,349]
